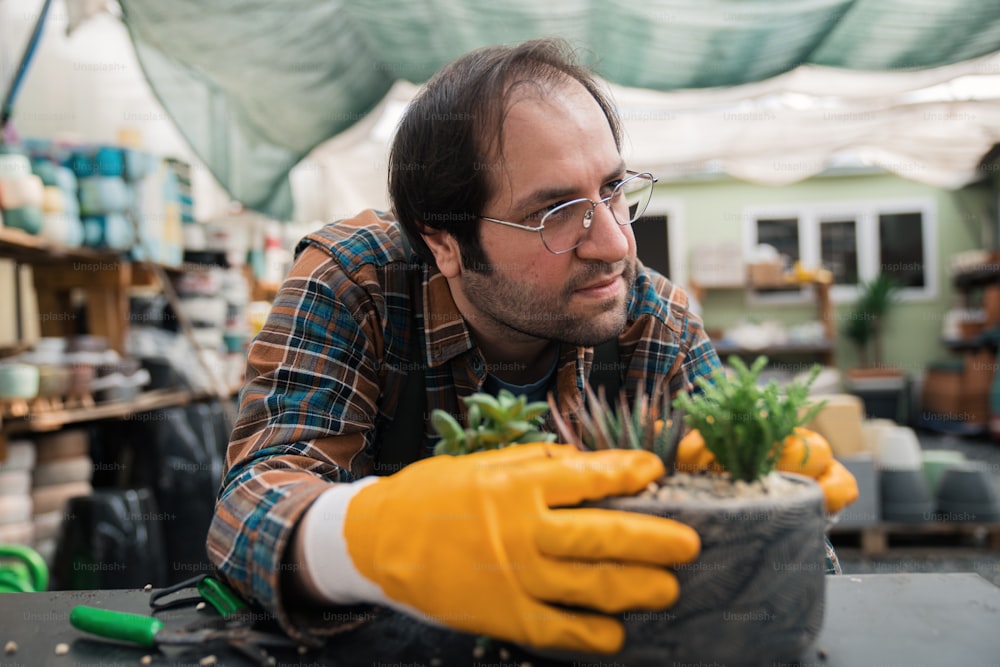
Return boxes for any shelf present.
[0,226,184,274]
[941,334,1000,351]
[1,387,220,434]
[953,265,1000,290]
[695,278,836,366]
[0,226,118,265]
[0,228,186,352]
[829,521,1000,556]
[715,341,833,356]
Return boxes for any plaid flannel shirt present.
[206,209,726,642]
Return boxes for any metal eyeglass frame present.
[479,170,658,254]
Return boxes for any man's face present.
[455,78,637,347]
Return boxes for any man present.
[208,38,720,653]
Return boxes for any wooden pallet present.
[830,521,1000,556]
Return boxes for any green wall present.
[659,171,995,376]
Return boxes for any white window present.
[742,198,936,304]
[635,196,686,286]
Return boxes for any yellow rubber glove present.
[343,443,700,653]
[674,426,859,514]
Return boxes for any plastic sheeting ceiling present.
[115,0,1000,218]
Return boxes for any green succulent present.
[431,389,556,456]
[672,356,825,483]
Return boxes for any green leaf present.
[467,403,482,429]
[522,402,551,422]
[464,394,508,424]
[517,430,557,443]
[431,409,464,442]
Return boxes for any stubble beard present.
[460,258,637,347]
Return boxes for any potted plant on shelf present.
[431,356,839,666]
[842,274,908,419]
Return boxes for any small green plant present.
[672,356,825,483]
[431,389,555,456]
[842,274,899,368]
[430,356,824,485]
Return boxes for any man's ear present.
[421,228,462,278]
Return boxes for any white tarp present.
[293,52,1000,222]
[4,0,1000,225]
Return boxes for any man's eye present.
[526,202,566,222]
[603,179,625,196]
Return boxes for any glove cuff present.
[300,477,387,605]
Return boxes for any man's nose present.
[575,201,630,262]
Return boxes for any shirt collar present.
[422,267,476,366]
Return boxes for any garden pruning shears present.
[70,576,300,666]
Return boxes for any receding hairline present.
[479,72,620,212]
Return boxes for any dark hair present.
[388,38,622,271]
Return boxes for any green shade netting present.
[118,0,1000,218]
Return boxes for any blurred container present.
[921,449,967,494]
[875,426,924,471]
[837,453,880,526]
[935,463,1000,522]
[0,363,40,400]
[36,364,71,400]
[65,363,96,402]
[880,469,934,523]
[66,335,109,354]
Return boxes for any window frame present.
[742,197,937,305]
[639,194,687,287]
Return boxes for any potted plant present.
[431,356,834,666]
[842,273,901,374]
[842,274,908,420]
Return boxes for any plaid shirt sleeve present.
[207,214,409,644]
[619,266,722,399]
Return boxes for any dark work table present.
[1,573,999,666]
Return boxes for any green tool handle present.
[70,606,163,647]
[198,577,248,617]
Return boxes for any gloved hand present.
[675,427,859,514]
[327,444,700,653]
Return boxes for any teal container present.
[921,449,966,494]
[2,206,43,235]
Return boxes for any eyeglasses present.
[479,171,657,254]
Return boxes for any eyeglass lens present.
[541,173,654,252]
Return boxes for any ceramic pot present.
[861,418,896,453]
[30,337,68,363]
[0,470,32,496]
[935,463,1000,522]
[875,427,923,471]
[0,440,36,472]
[0,363,40,400]
[34,429,89,463]
[880,469,934,522]
[65,364,96,401]
[66,335,109,354]
[39,211,85,247]
[36,364,71,399]
[921,449,967,495]
[530,473,827,666]
[97,356,141,378]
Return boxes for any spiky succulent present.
[431,381,684,470]
[672,356,825,482]
[547,381,685,469]
[431,356,824,485]
[431,389,556,456]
